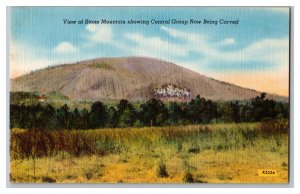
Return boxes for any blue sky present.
[10,7,290,96]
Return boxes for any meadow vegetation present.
[89,62,113,70]
[10,93,289,130]
[10,122,288,183]
[9,93,289,183]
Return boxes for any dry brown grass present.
[10,123,289,183]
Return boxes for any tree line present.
[10,93,289,130]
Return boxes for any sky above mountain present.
[10,7,290,96]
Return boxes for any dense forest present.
[10,93,289,130]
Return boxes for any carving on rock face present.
[153,83,191,99]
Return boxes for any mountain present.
[10,57,288,102]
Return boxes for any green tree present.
[90,101,108,128]
[71,108,82,129]
[107,106,117,128]
[167,101,183,125]
[139,98,168,126]
[186,95,214,123]
[219,102,234,123]
[116,99,136,127]
[44,104,57,130]
[81,108,90,130]
[57,104,71,130]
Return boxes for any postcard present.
[9,7,290,184]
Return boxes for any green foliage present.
[10,92,39,105]
[133,120,143,128]
[89,62,113,70]
[185,95,219,124]
[107,107,117,128]
[90,101,108,129]
[167,101,183,125]
[116,99,137,127]
[46,92,69,100]
[10,122,289,183]
[10,93,289,130]
[241,127,258,141]
[57,104,71,130]
[10,123,288,166]
[140,98,168,126]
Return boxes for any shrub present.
[84,171,93,180]
[215,144,223,151]
[157,161,168,178]
[42,176,56,183]
[65,174,77,180]
[282,162,288,167]
[218,173,232,181]
[261,118,289,136]
[89,62,113,70]
[176,143,183,152]
[183,172,195,183]
[241,128,258,141]
[183,172,207,183]
[188,147,200,154]
[10,129,119,159]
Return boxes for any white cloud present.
[10,40,83,78]
[86,24,97,33]
[160,26,289,70]
[125,32,188,58]
[10,40,54,78]
[161,26,206,43]
[86,24,113,44]
[126,26,288,73]
[53,42,78,54]
[219,37,289,68]
[160,26,215,57]
[220,38,236,45]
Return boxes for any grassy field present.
[10,123,289,183]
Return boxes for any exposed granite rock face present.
[11,57,288,102]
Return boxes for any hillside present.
[10,57,288,102]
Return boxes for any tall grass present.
[10,121,289,183]
[10,121,288,160]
